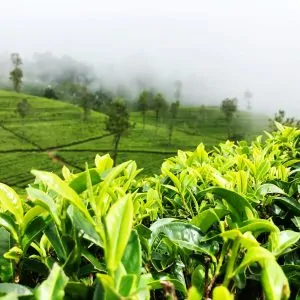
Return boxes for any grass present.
[0,90,270,188]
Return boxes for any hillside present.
[0,90,269,190]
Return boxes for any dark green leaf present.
[22,216,51,253]
[45,222,67,261]
[0,213,19,243]
[281,264,300,288]
[191,264,205,297]
[69,169,101,194]
[121,230,141,277]
[202,187,255,221]
[273,196,300,216]
[150,219,215,259]
[0,228,13,282]
[118,274,137,297]
[65,282,92,300]
[35,263,69,300]
[191,208,231,233]
[81,249,106,272]
[67,205,102,247]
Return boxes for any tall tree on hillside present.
[221,98,238,138]
[170,100,180,119]
[244,90,253,111]
[78,86,96,121]
[9,53,23,93]
[153,93,168,128]
[168,100,180,145]
[71,84,94,121]
[106,98,131,165]
[174,80,182,101]
[137,90,149,129]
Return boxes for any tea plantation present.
[0,124,299,299]
[0,90,268,191]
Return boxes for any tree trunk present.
[83,107,89,122]
[168,125,173,146]
[112,134,121,166]
[155,110,159,128]
[142,112,146,129]
[227,119,232,139]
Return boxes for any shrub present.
[0,123,299,299]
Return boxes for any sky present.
[1,0,300,116]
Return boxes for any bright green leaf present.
[212,286,233,300]
[121,230,141,277]
[0,183,23,223]
[104,195,133,273]
[35,263,69,300]
[261,258,290,300]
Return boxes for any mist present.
[1,0,300,116]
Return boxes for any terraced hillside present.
[0,90,269,190]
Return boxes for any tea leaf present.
[35,263,69,300]
[121,230,141,277]
[212,286,233,300]
[0,183,23,223]
[261,258,290,300]
[104,195,133,273]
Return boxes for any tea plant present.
[0,123,299,299]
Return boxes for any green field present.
[0,90,269,189]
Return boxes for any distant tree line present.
[11,52,298,164]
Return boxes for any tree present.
[174,80,182,101]
[68,84,93,121]
[43,85,57,99]
[170,100,180,119]
[244,90,253,111]
[137,90,149,129]
[106,99,131,165]
[221,98,238,138]
[9,53,23,93]
[168,101,180,145]
[269,110,300,130]
[79,87,94,121]
[16,98,31,118]
[93,88,113,113]
[153,93,168,128]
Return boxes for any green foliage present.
[0,125,299,299]
[106,98,131,164]
[43,86,57,100]
[221,97,238,138]
[9,53,23,93]
[137,90,149,128]
[16,99,31,118]
[269,110,300,130]
[152,93,168,127]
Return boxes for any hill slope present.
[0,90,269,189]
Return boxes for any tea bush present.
[0,123,299,299]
